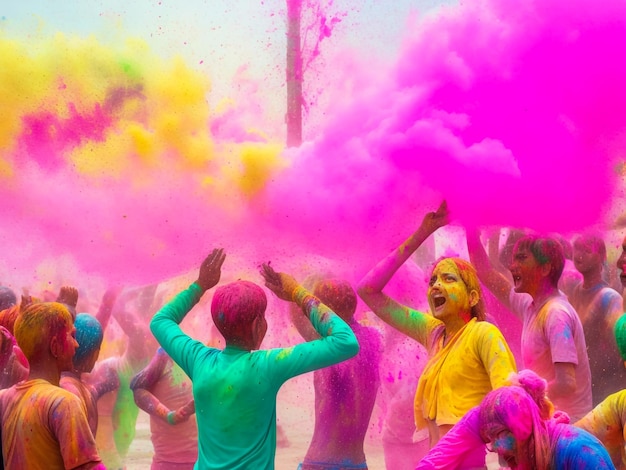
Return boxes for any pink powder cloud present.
[264,0,626,259]
[3,0,626,292]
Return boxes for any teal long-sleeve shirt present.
[150,283,359,470]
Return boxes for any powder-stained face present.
[573,237,603,275]
[57,322,79,372]
[617,236,626,288]
[427,259,474,322]
[510,246,543,296]
[487,430,518,468]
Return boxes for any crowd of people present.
[1,202,626,469]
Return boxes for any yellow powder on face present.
[432,259,462,278]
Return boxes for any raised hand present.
[421,200,449,234]
[56,286,79,308]
[260,263,300,302]
[101,286,123,308]
[20,294,34,311]
[0,326,14,359]
[196,249,226,291]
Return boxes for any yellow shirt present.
[0,379,101,469]
[576,389,626,470]
[412,317,516,428]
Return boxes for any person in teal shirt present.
[150,248,360,470]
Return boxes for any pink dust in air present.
[1,0,625,293]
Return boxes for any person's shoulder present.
[564,423,613,454]
[59,374,82,392]
[52,386,90,415]
[25,380,83,409]
[351,325,383,361]
[563,423,597,441]
[49,382,83,399]
[599,285,622,301]
[96,355,122,369]
[469,320,510,347]
[554,424,613,466]
[543,297,583,333]
[603,388,626,409]
[473,319,503,334]
[509,289,533,313]
[546,295,579,317]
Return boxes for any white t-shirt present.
[509,291,592,421]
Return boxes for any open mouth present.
[432,296,446,308]
[512,275,522,287]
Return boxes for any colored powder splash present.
[262,0,626,254]
[3,0,626,293]
[0,31,286,287]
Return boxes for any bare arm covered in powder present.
[112,286,156,370]
[486,229,512,278]
[95,287,123,333]
[357,202,448,344]
[88,363,121,400]
[415,407,485,470]
[289,301,321,342]
[130,348,195,425]
[466,228,516,314]
[56,285,78,317]
[548,363,577,401]
[261,264,359,376]
[150,249,226,376]
[0,326,28,388]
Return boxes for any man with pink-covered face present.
[467,230,592,421]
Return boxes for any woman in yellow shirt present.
[358,202,517,469]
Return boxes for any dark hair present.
[313,279,357,322]
[514,236,565,287]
